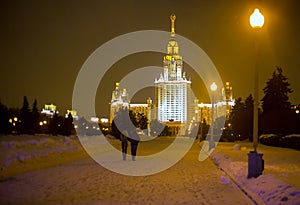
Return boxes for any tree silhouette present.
[62,113,75,136]
[31,99,40,134]
[262,67,292,112]
[20,96,32,134]
[261,67,293,134]
[48,112,59,136]
[230,97,245,139]
[229,95,256,141]
[136,112,148,130]
[0,101,11,134]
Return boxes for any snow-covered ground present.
[210,142,300,205]
[0,135,254,205]
[0,134,88,178]
[1,135,299,204]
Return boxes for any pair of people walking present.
[120,129,139,161]
[114,108,140,161]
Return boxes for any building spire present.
[170,14,176,37]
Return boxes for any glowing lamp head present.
[250,8,264,28]
[199,102,204,108]
[210,82,217,92]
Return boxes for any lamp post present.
[248,8,264,178]
[199,102,204,142]
[147,97,152,137]
[194,98,199,138]
[210,82,217,149]
[250,8,264,152]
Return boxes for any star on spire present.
[170,14,176,37]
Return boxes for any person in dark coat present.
[120,131,128,160]
[127,128,140,161]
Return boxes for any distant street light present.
[210,82,217,149]
[248,8,265,178]
[210,82,217,92]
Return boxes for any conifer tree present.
[61,113,74,136]
[262,67,292,112]
[31,99,40,134]
[230,97,245,138]
[0,101,11,134]
[20,96,31,134]
[48,112,59,136]
[261,67,293,134]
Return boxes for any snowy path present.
[0,138,254,205]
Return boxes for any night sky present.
[1,0,299,118]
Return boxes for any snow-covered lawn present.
[0,134,88,178]
[210,142,300,205]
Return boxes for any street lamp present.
[250,9,264,28]
[248,8,264,178]
[210,82,217,149]
[199,102,204,142]
[250,8,264,152]
[210,82,217,92]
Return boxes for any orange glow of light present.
[250,8,264,28]
[210,82,217,91]
[199,102,204,108]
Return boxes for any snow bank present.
[0,135,88,177]
[210,142,300,205]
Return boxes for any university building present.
[109,15,235,135]
[154,14,192,125]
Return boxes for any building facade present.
[109,82,130,123]
[154,14,192,124]
[108,15,235,137]
[41,104,59,117]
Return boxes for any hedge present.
[259,134,300,150]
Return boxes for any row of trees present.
[224,67,300,141]
[0,97,75,136]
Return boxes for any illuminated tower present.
[222,82,233,102]
[109,82,130,123]
[222,82,235,117]
[154,14,192,123]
